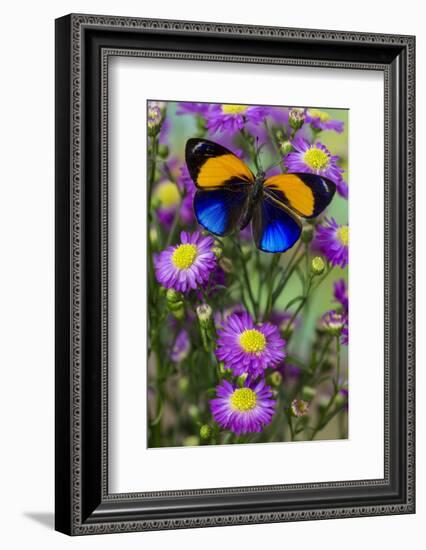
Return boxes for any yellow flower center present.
[222,104,248,115]
[172,244,197,270]
[337,225,349,246]
[239,329,266,353]
[155,181,180,208]
[231,388,257,412]
[308,108,330,122]
[303,148,330,171]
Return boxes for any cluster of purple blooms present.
[149,100,349,440]
[155,230,285,435]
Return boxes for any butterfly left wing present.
[263,173,336,219]
[185,138,254,189]
[186,138,254,236]
[193,187,250,237]
[252,193,302,253]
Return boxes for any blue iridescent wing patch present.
[194,187,250,237]
[252,192,302,253]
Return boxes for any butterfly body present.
[239,174,264,230]
[185,138,336,253]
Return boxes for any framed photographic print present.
[55,14,415,535]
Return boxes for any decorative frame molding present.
[55,14,415,535]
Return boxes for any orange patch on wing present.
[265,174,315,217]
[197,154,254,188]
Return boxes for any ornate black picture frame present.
[55,14,415,535]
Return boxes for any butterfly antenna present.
[255,136,264,172]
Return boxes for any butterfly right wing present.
[263,173,336,219]
[251,192,302,253]
[185,138,254,236]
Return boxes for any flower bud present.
[196,303,216,351]
[166,288,183,304]
[321,311,345,336]
[199,424,212,440]
[289,108,305,130]
[290,399,310,417]
[212,245,223,259]
[275,129,285,142]
[196,303,213,328]
[178,376,189,393]
[147,105,162,135]
[166,288,185,320]
[301,386,317,401]
[334,389,348,408]
[268,371,283,387]
[157,144,169,158]
[149,227,158,246]
[280,140,293,155]
[188,405,199,420]
[301,224,314,243]
[311,256,325,276]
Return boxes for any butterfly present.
[185,138,336,253]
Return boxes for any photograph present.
[52,12,415,537]
[147,100,349,448]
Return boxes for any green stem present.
[271,242,304,303]
[283,274,313,335]
[234,239,258,318]
[288,413,295,441]
[263,254,281,320]
[310,335,342,440]
[311,335,333,377]
[255,249,262,307]
[264,119,286,171]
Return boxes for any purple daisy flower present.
[154,231,217,293]
[284,137,345,188]
[305,108,344,133]
[171,329,191,363]
[315,218,349,268]
[210,379,276,435]
[205,103,268,135]
[215,312,286,378]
